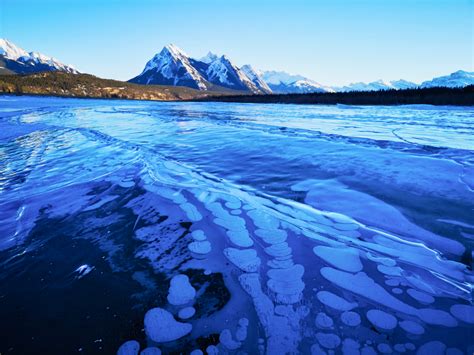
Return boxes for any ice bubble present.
[405,343,415,351]
[392,288,403,294]
[247,210,280,230]
[316,290,358,311]
[399,320,424,335]
[446,348,463,355]
[311,343,327,355]
[361,346,377,355]
[418,308,458,327]
[117,340,140,355]
[267,264,305,300]
[366,309,397,331]
[214,215,246,230]
[206,345,219,355]
[230,209,241,215]
[341,311,361,326]
[219,328,241,350]
[140,348,161,355]
[264,242,292,258]
[167,275,196,305]
[406,288,434,304]
[255,228,287,244]
[191,230,207,241]
[377,265,402,276]
[226,229,254,248]
[315,312,334,329]
[267,258,294,269]
[342,338,360,355]
[224,248,261,272]
[320,267,416,315]
[377,343,392,353]
[188,240,212,254]
[180,202,202,221]
[417,341,446,355]
[450,304,474,324]
[144,308,192,343]
[385,278,400,287]
[190,350,203,355]
[236,318,249,341]
[178,306,195,320]
[394,344,406,353]
[313,246,362,273]
[316,332,341,349]
[366,252,397,266]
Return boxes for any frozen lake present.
[0,96,473,354]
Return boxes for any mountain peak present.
[162,43,187,58]
[200,51,219,64]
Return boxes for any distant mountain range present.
[0,39,78,75]
[1,39,473,95]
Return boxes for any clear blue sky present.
[1,0,472,85]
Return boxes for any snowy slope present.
[240,65,272,93]
[420,70,474,88]
[0,38,78,74]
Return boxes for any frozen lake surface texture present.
[0,96,473,354]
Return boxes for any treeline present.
[194,86,474,106]
[0,72,224,101]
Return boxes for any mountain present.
[420,70,474,88]
[0,38,78,75]
[130,44,263,93]
[260,70,333,93]
[239,65,272,94]
[335,79,418,92]
[129,44,209,90]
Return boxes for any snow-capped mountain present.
[420,70,474,88]
[260,70,333,93]
[129,44,209,90]
[0,38,78,75]
[130,44,264,93]
[204,55,261,92]
[335,79,418,92]
[240,65,272,94]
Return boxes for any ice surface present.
[1,98,473,354]
[144,308,192,343]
